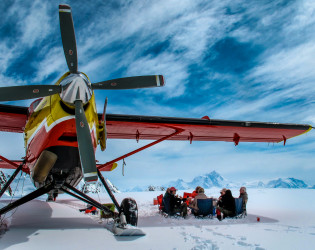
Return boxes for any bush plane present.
[0,4,312,234]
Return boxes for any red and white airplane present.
[0,4,312,232]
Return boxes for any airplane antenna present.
[122,159,126,176]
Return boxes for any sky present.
[1,0,315,190]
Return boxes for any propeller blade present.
[0,85,61,102]
[92,75,164,90]
[75,100,98,182]
[59,4,78,73]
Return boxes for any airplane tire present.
[120,198,138,226]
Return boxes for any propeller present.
[92,75,164,90]
[0,85,61,102]
[59,4,78,73]
[0,4,165,184]
[58,5,98,182]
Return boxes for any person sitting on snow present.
[191,186,202,198]
[162,187,187,217]
[214,188,226,207]
[239,186,248,215]
[189,187,208,215]
[216,189,236,220]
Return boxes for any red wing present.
[103,114,312,144]
[0,104,28,133]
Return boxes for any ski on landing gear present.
[112,198,145,236]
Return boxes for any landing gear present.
[0,158,143,236]
[113,198,144,236]
[46,194,54,202]
[46,191,58,202]
[120,198,138,226]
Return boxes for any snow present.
[1,188,315,249]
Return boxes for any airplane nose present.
[59,73,93,106]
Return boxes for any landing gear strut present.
[0,164,23,199]
[0,158,143,235]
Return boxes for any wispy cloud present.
[1,0,315,188]
[19,1,53,48]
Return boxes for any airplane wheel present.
[120,198,138,226]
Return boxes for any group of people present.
[162,186,248,220]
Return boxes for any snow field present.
[1,188,315,249]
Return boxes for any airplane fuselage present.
[23,72,101,190]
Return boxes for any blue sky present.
[1,0,315,190]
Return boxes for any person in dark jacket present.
[216,189,236,220]
[216,188,226,206]
[162,187,187,217]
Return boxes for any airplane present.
[0,4,312,234]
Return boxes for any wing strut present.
[0,164,22,198]
[0,154,28,173]
[97,169,120,211]
[97,128,184,171]
[0,155,20,169]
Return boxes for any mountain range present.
[130,171,315,192]
[1,170,314,194]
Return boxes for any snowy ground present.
[1,188,315,250]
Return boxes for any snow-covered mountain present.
[168,178,190,190]
[265,178,308,188]
[243,178,311,189]
[164,171,314,191]
[188,171,231,189]
[167,171,231,190]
